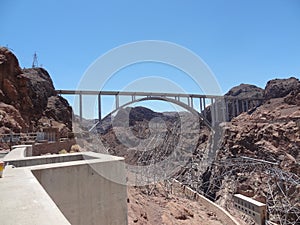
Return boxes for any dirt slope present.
[127,184,225,225]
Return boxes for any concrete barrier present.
[172,179,240,225]
[3,140,77,159]
[1,146,128,225]
[32,158,127,225]
[4,145,32,161]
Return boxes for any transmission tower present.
[32,52,38,68]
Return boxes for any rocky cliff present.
[0,47,72,145]
[208,77,300,224]
[220,77,300,172]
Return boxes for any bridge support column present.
[236,100,240,115]
[199,97,203,112]
[98,94,101,121]
[231,100,235,117]
[79,92,83,121]
[115,95,119,109]
[242,100,245,113]
[203,98,206,119]
[190,97,193,108]
[211,98,215,126]
[225,101,229,121]
[215,99,219,123]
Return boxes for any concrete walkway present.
[0,165,70,225]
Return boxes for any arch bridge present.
[56,90,264,126]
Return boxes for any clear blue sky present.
[2,0,300,117]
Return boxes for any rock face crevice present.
[0,47,72,142]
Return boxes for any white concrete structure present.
[233,193,266,225]
[1,146,128,225]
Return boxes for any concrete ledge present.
[3,145,32,161]
[1,146,128,225]
[0,165,71,225]
[172,179,240,225]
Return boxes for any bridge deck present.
[56,90,264,100]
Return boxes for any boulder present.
[264,77,300,99]
[225,83,264,99]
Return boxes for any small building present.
[233,193,266,225]
[43,127,59,142]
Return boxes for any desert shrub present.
[59,149,68,154]
[70,144,81,152]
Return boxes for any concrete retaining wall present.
[172,180,240,225]
[32,139,76,156]
[32,159,128,225]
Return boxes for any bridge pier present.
[236,100,240,116]
[98,94,102,121]
[225,101,229,121]
[231,100,235,117]
[79,92,83,121]
[115,95,120,109]
[210,98,215,126]
[199,97,203,112]
[203,98,207,119]
[215,99,219,123]
[187,97,191,107]
[242,100,246,113]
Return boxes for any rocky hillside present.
[90,77,300,224]
[207,77,300,224]
[0,47,72,147]
[220,77,300,172]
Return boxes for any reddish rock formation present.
[0,47,72,144]
[220,77,300,168]
[225,83,264,99]
[264,77,300,99]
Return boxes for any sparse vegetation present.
[70,144,81,152]
[58,149,68,154]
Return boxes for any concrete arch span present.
[90,96,214,133]
[89,96,221,166]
